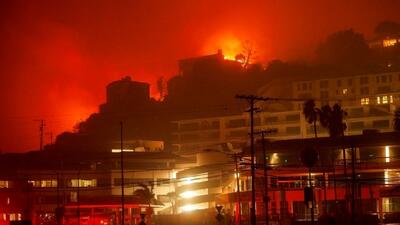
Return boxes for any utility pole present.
[40,120,44,150]
[236,95,309,225]
[25,178,31,221]
[77,168,80,225]
[234,153,242,225]
[351,146,356,225]
[255,129,276,225]
[236,95,272,225]
[120,121,125,225]
[34,120,45,150]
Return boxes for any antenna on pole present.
[34,119,45,150]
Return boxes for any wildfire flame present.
[204,34,242,61]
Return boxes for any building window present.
[372,120,390,128]
[349,122,364,130]
[320,80,328,88]
[0,181,8,188]
[286,114,300,121]
[383,39,398,47]
[302,83,307,90]
[228,129,248,138]
[70,192,77,202]
[390,95,394,103]
[337,80,342,87]
[28,180,57,188]
[286,126,300,135]
[360,77,368,84]
[297,83,301,91]
[226,119,246,128]
[70,179,97,187]
[377,86,391,93]
[265,116,278,123]
[381,75,387,83]
[320,91,329,99]
[361,98,369,105]
[377,96,381,104]
[180,122,199,131]
[382,96,388,104]
[342,89,348,95]
[360,87,369,95]
[347,79,353,86]
[181,133,198,141]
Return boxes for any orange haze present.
[1,0,400,152]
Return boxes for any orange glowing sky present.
[1,0,400,152]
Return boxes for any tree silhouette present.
[374,21,400,38]
[319,104,347,138]
[316,29,371,72]
[240,40,256,69]
[302,99,325,217]
[134,183,157,216]
[319,103,348,214]
[303,100,320,139]
[156,76,165,101]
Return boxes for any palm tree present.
[394,107,400,132]
[134,183,157,219]
[303,99,326,217]
[319,104,347,138]
[303,100,320,139]
[319,103,347,215]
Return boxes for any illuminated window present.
[384,170,390,186]
[0,181,8,188]
[383,39,398,47]
[28,180,57,188]
[383,96,388,104]
[180,203,208,213]
[390,95,394,103]
[377,96,381,104]
[111,149,134,153]
[385,146,390,163]
[70,179,97,187]
[179,189,207,199]
[361,98,369,105]
[179,174,208,186]
[70,192,77,202]
[342,88,348,95]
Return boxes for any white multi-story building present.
[171,71,400,156]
